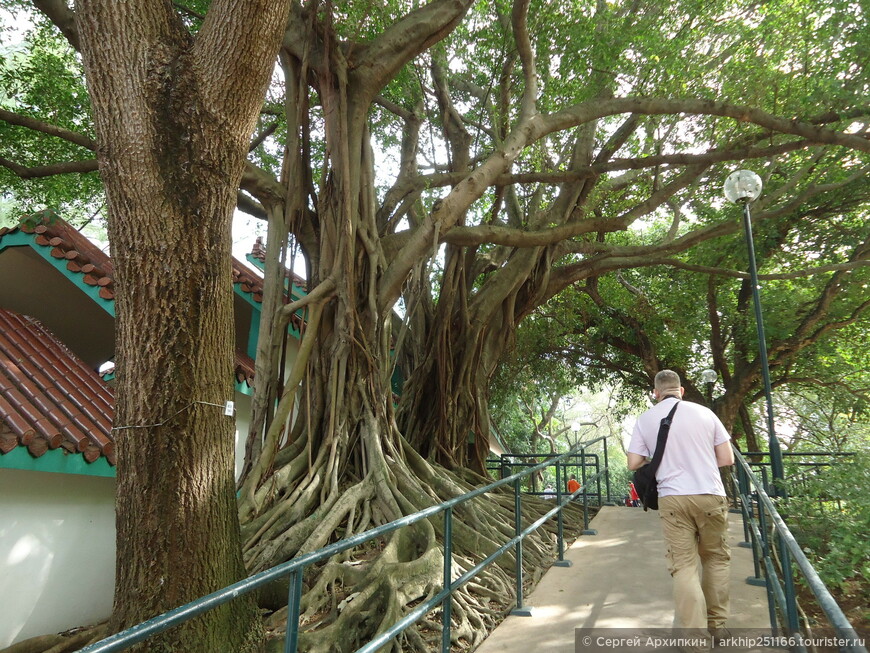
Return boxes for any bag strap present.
[648,400,680,474]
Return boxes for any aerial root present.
[448,590,495,648]
[255,430,596,651]
[283,519,442,653]
[1,625,107,653]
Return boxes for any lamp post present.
[723,170,785,496]
[700,368,718,407]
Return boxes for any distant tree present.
[516,180,870,453]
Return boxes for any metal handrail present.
[733,447,867,653]
[493,436,613,504]
[79,437,608,653]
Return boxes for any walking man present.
[627,370,735,641]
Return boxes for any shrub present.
[787,453,870,610]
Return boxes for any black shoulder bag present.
[633,401,679,512]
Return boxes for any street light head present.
[724,169,763,203]
[700,369,718,384]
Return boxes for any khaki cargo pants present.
[658,494,730,630]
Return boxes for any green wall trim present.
[0,228,284,401]
[247,309,261,359]
[233,280,264,311]
[232,278,301,343]
[0,233,116,317]
[0,446,116,478]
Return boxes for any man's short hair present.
[655,369,682,394]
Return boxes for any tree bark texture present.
[74,1,290,650]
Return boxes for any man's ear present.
[680,387,686,397]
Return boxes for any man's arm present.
[627,452,647,471]
[715,441,734,467]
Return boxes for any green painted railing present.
[733,447,867,653]
[740,450,854,499]
[490,449,610,536]
[78,437,608,653]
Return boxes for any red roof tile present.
[1,216,266,388]
[0,216,310,467]
[0,308,115,465]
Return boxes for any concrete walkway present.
[473,505,774,653]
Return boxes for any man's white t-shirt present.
[628,397,730,497]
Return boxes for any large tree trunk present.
[75,1,289,649]
[231,23,582,649]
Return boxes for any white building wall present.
[234,390,252,481]
[0,469,116,647]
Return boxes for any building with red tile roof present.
[0,216,295,473]
[0,215,304,647]
[0,308,115,468]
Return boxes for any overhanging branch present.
[541,98,870,153]
[630,258,870,280]
[389,138,815,198]
[352,0,476,94]
[32,0,80,50]
[0,108,95,150]
[441,163,706,247]
[0,158,99,178]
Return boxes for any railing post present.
[441,506,453,653]
[554,461,571,568]
[580,449,589,530]
[579,448,597,535]
[778,533,801,635]
[593,454,602,506]
[603,436,611,503]
[284,567,304,653]
[743,494,764,584]
[510,477,532,616]
[736,464,752,548]
[756,497,780,634]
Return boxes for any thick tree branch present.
[236,192,267,220]
[378,107,541,310]
[385,138,814,200]
[241,162,286,205]
[511,0,537,121]
[32,0,80,50]
[352,0,475,95]
[0,158,99,178]
[804,298,870,344]
[278,276,337,320]
[249,122,278,152]
[594,115,641,166]
[442,164,706,247]
[431,54,471,172]
[775,237,870,354]
[194,0,292,129]
[0,108,95,150]
[541,98,870,153]
[373,95,418,122]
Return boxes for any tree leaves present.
[0,7,101,221]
